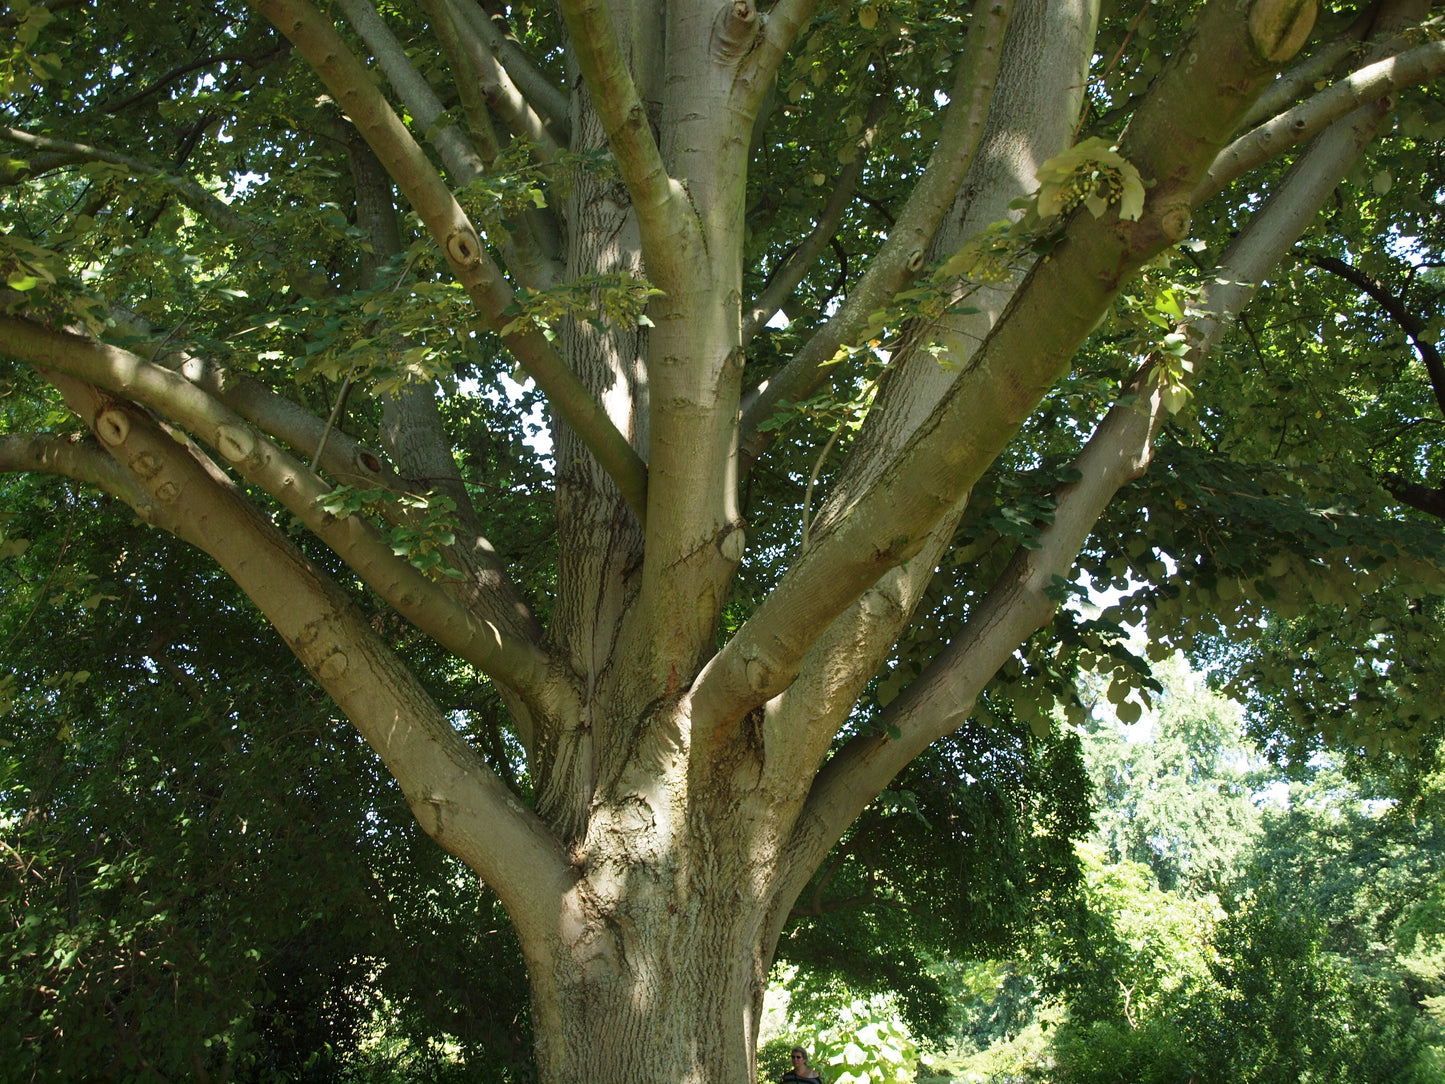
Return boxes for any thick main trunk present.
[525,782,779,1083]
[533,896,768,1083]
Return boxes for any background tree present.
[1084,656,1261,896]
[3,0,1445,1079]
[0,472,533,1081]
[923,663,1445,1084]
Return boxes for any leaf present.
[1160,382,1190,414]
[1035,137,1145,221]
[1117,169,1146,221]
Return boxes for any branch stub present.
[216,424,256,463]
[96,409,131,446]
[445,226,484,268]
[1248,0,1316,63]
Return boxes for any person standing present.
[781,1045,824,1082]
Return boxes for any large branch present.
[738,0,1018,468]
[333,0,562,285]
[452,0,571,142]
[1385,475,1445,520]
[1239,29,1362,130]
[0,125,256,239]
[1195,39,1445,206]
[698,0,1318,736]
[107,308,407,493]
[248,0,648,523]
[439,0,566,160]
[553,0,697,289]
[108,306,536,641]
[0,431,154,511]
[1,317,570,716]
[345,137,548,650]
[40,373,573,942]
[733,0,1097,879]
[333,0,489,182]
[767,43,1396,923]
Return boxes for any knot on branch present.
[716,521,747,563]
[1248,0,1316,63]
[215,424,256,464]
[95,408,130,446]
[444,225,484,269]
[317,650,350,681]
[710,0,761,62]
[1159,202,1192,244]
[128,451,161,481]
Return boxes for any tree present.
[3,0,1444,1078]
[0,475,533,1081]
[1084,656,1261,896]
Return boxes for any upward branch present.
[698,0,1319,736]
[334,0,563,285]
[748,0,825,99]
[555,0,698,290]
[439,0,566,160]
[451,0,571,141]
[738,0,1016,469]
[774,41,1396,911]
[247,0,648,523]
[741,92,890,344]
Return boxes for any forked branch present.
[774,40,1391,918]
[41,373,574,936]
[4,316,568,715]
[1196,40,1445,205]
[738,0,1017,468]
[248,0,648,523]
[704,0,1320,748]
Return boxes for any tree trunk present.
[532,855,771,1082]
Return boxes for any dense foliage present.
[929,666,1445,1084]
[0,475,533,1081]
